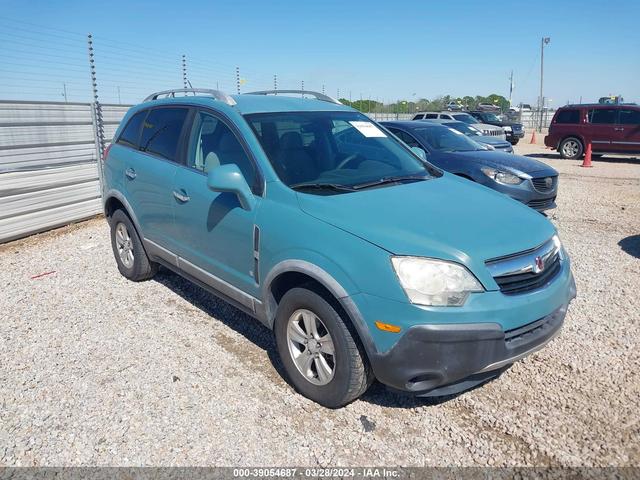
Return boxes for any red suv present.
[545,104,640,159]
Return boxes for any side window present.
[140,107,189,161]
[424,114,438,119]
[187,111,257,189]
[393,130,420,148]
[439,114,453,120]
[117,110,147,148]
[588,109,617,124]
[555,109,580,124]
[618,109,640,125]
[413,114,425,120]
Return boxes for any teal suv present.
[103,88,576,408]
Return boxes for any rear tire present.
[274,287,372,408]
[559,137,584,159]
[510,139,519,146]
[109,209,158,282]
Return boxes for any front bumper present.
[368,274,576,396]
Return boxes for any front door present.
[124,106,189,250]
[172,109,261,301]
[614,108,640,154]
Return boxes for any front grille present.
[531,176,558,193]
[486,238,562,295]
[485,129,501,136]
[493,252,561,295]
[527,197,556,210]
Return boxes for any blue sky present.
[1,0,638,105]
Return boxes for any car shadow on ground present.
[619,235,640,259]
[525,152,640,165]
[153,266,491,409]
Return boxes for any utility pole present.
[337,88,340,100]
[274,74,277,92]
[236,66,241,94]
[62,83,67,103]
[322,84,325,95]
[539,37,551,132]
[508,70,514,108]
[301,80,304,96]
[117,86,121,104]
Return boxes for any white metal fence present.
[0,100,129,243]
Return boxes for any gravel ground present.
[1,145,639,467]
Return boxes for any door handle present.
[125,168,137,180]
[173,190,190,203]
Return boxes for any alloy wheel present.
[115,222,134,269]
[562,140,580,158]
[286,309,336,385]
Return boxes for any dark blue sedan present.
[380,121,558,212]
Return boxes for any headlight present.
[481,167,523,185]
[391,257,484,307]
[483,144,495,150]
[503,126,512,132]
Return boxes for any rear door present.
[125,106,189,250]
[614,108,640,153]
[586,107,620,152]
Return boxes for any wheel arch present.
[263,260,378,358]
[103,189,143,234]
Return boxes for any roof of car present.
[137,93,354,115]
[380,120,444,129]
[559,103,639,109]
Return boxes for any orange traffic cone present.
[581,142,593,167]
[529,131,537,144]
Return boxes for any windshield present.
[445,121,481,136]
[482,113,501,122]
[244,111,437,191]
[452,113,477,124]
[411,126,485,152]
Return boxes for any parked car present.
[103,88,575,408]
[477,103,501,112]
[446,101,462,111]
[545,103,640,159]
[412,111,506,139]
[381,121,557,211]
[421,119,514,153]
[469,111,525,145]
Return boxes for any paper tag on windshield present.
[349,121,387,138]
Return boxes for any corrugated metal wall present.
[0,100,130,243]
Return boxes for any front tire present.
[274,287,372,408]
[109,209,158,281]
[559,137,584,159]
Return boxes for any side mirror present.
[207,164,256,211]
[411,146,427,160]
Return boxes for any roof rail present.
[245,90,342,105]
[143,88,236,106]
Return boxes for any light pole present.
[539,36,551,132]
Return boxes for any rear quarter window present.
[117,110,147,148]
[555,109,580,124]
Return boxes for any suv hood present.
[296,175,555,263]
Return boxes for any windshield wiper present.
[350,174,428,190]
[289,182,357,192]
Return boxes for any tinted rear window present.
[555,109,580,124]
[588,109,617,124]
[618,109,640,125]
[140,107,189,161]
[118,110,147,148]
